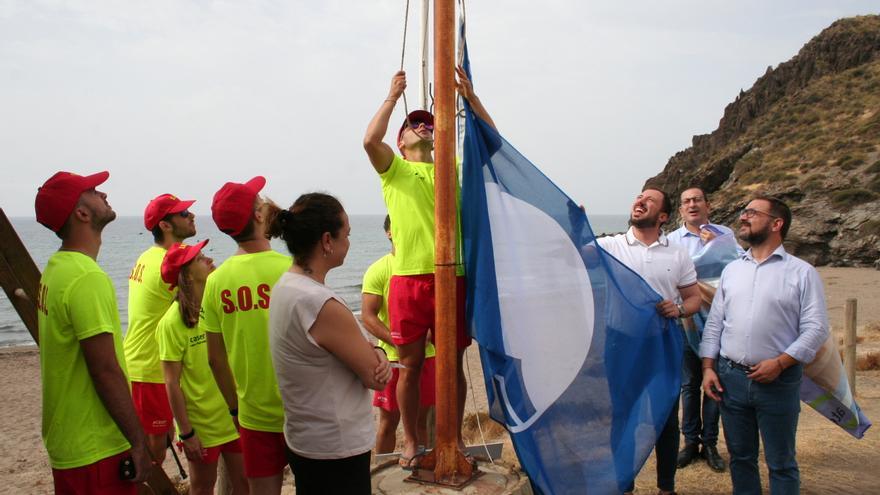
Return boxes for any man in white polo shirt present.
[596,186,702,495]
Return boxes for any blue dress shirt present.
[699,245,829,366]
[667,223,744,257]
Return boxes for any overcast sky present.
[1,1,877,218]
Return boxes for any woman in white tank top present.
[268,193,392,495]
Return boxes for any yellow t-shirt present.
[361,253,436,362]
[157,302,239,448]
[380,155,464,276]
[124,246,176,383]
[202,250,292,432]
[38,251,131,469]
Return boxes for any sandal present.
[399,450,426,471]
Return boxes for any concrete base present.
[371,459,532,495]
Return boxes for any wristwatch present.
[676,303,686,318]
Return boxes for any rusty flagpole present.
[412,0,476,486]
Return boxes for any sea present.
[0,214,629,347]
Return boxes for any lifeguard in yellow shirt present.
[124,193,196,462]
[203,176,291,495]
[35,171,152,494]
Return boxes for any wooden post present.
[844,298,857,396]
[0,208,41,344]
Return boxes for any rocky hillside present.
[647,15,880,266]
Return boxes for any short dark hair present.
[277,193,345,270]
[642,186,672,216]
[753,195,792,239]
[383,214,391,233]
[150,212,178,243]
[680,187,707,203]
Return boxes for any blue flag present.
[460,58,683,494]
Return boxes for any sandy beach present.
[2,266,878,494]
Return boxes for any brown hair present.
[175,264,201,328]
[232,198,284,243]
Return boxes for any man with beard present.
[701,196,829,495]
[597,186,702,495]
[35,171,151,493]
[124,193,197,462]
[667,187,740,472]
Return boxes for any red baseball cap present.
[35,171,110,232]
[397,110,434,144]
[161,239,209,287]
[211,176,266,236]
[144,193,196,230]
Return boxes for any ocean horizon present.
[0,213,629,347]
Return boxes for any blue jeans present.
[717,358,802,495]
[681,343,720,446]
[624,399,679,493]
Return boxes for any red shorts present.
[373,357,436,412]
[131,382,173,435]
[177,438,242,464]
[388,274,471,349]
[52,450,136,495]
[238,427,287,478]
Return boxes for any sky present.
[1,0,877,218]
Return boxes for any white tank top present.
[269,271,374,459]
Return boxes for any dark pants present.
[286,448,372,495]
[681,343,720,446]
[718,358,802,495]
[625,399,680,492]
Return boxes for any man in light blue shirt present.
[667,187,738,473]
[700,196,829,495]
[667,187,744,257]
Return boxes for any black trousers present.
[285,448,372,495]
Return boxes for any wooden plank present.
[844,298,857,396]
[0,208,41,343]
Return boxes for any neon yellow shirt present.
[124,246,176,383]
[157,302,239,448]
[361,253,436,362]
[202,250,291,432]
[38,251,130,469]
[380,155,464,276]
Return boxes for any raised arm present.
[81,333,152,483]
[310,299,392,390]
[456,65,497,130]
[364,71,407,173]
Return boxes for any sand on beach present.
[2,266,879,494]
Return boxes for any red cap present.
[35,171,110,232]
[161,240,209,287]
[397,110,434,144]
[144,194,196,230]
[211,176,266,236]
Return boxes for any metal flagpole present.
[410,0,475,486]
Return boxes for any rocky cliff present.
[647,15,880,266]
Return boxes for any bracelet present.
[229,408,238,417]
[384,98,397,103]
[178,428,196,441]
[374,346,387,355]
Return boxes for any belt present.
[722,357,753,373]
